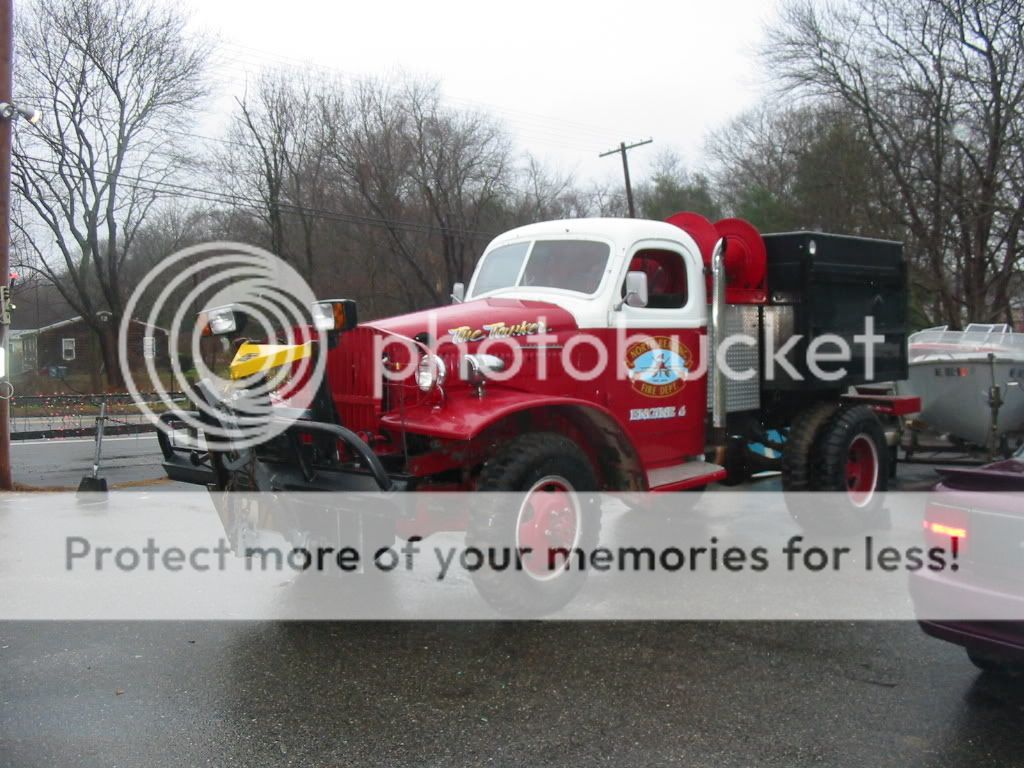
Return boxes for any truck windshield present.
[470,240,610,298]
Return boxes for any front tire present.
[467,432,601,617]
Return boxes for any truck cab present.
[373,218,716,489]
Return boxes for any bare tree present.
[766,0,1024,327]
[708,102,900,235]
[323,79,429,308]
[218,68,643,315]
[221,69,342,283]
[328,78,515,308]
[11,0,209,387]
[404,83,513,293]
[585,181,629,218]
[636,150,722,222]
[512,157,585,220]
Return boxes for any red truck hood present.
[368,297,577,342]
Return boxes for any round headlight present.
[416,354,447,392]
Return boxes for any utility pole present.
[0,0,12,491]
[599,138,652,218]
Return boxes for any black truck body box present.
[759,231,908,391]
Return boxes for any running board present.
[647,462,726,492]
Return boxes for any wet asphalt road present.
[5,441,1021,766]
[6,433,948,492]
[11,434,168,489]
[2,621,1022,767]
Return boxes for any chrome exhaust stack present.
[710,237,728,463]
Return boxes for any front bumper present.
[157,411,405,492]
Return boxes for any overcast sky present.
[191,0,781,184]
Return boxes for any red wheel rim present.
[846,434,879,507]
[514,476,581,580]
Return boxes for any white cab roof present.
[472,218,706,330]
[487,218,694,253]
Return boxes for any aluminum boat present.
[899,324,1024,450]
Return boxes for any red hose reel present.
[665,211,768,304]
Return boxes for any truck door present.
[607,240,707,466]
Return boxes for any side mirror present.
[451,282,465,304]
[623,271,649,309]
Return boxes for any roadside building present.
[8,313,170,379]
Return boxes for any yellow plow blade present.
[229,342,312,380]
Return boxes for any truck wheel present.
[467,432,600,617]
[790,405,888,533]
[781,402,839,492]
[719,437,750,487]
[812,405,888,499]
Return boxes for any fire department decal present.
[626,336,693,398]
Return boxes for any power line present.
[13,86,604,158]
[13,152,501,240]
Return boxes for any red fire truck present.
[158,213,918,612]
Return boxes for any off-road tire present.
[467,432,601,617]
[812,405,889,493]
[790,405,889,533]
[781,402,840,492]
[719,437,751,487]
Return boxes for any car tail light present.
[925,521,967,539]
[923,501,969,551]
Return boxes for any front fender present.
[379,388,625,443]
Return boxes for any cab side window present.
[622,249,688,309]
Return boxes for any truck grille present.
[327,326,383,433]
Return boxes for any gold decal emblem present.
[448,320,547,344]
